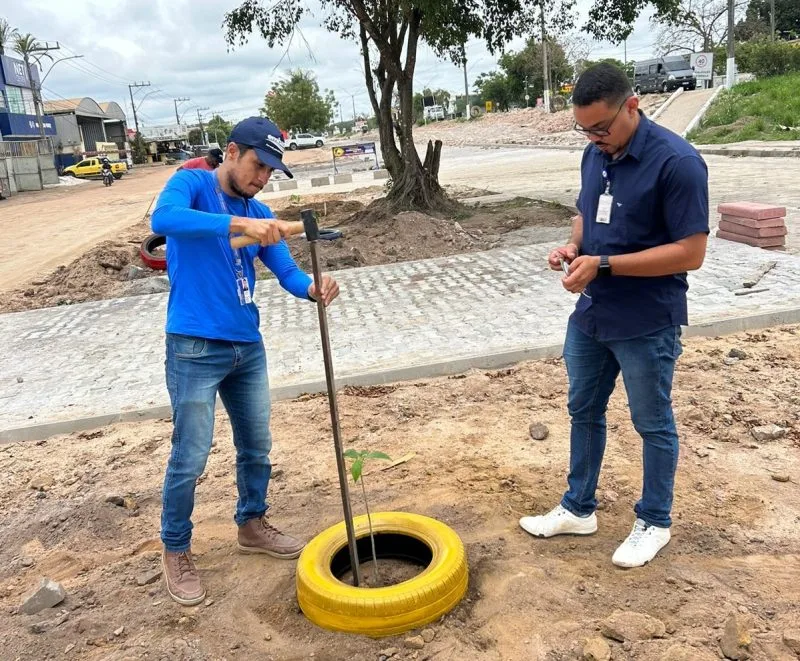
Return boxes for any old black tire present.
[140,233,167,270]
[296,512,468,637]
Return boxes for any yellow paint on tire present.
[296,511,468,637]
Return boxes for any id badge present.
[237,277,252,305]
[596,193,613,224]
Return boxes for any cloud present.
[5,0,659,128]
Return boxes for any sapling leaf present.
[365,451,392,461]
[351,458,364,483]
[343,449,361,460]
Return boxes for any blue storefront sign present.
[0,55,33,89]
[0,111,57,137]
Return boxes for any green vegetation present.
[688,73,800,144]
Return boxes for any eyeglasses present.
[573,97,631,137]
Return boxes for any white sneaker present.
[612,518,671,568]
[519,504,598,538]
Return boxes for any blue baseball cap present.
[228,116,293,179]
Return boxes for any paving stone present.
[717,202,787,220]
[2,147,800,439]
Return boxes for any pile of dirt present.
[282,197,573,273]
[1,326,799,660]
[0,215,160,313]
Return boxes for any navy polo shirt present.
[572,112,709,341]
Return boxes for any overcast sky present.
[4,0,656,129]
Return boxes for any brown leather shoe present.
[237,516,305,559]
[162,549,205,606]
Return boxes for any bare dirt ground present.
[0,167,174,295]
[1,326,799,661]
[363,94,672,150]
[0,186,573,313]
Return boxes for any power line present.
[58,43,131,84]
[60,58,127,88]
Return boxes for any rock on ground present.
[782,629,800,655]
[20,578,67,615]
[661,643,719,660]
[751,424,787,442]
[529,422,549,441]
[720,613,753,660]
[601,610,666,642]
[582,636,611,660]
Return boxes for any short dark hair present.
[573,63,632,107]
[233,143,253,155]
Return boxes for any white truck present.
[287,133,325,150]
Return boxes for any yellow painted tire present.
[296,511,468,637]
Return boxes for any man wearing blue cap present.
[151,117,339,606]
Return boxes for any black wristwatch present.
[598,255,612,278]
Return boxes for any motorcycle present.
[102,168,114,187]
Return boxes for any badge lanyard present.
[214,174,252,305]
[596,169,613,225]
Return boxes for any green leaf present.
[343,449,361,460]
[365,451,392,461]
[351,458,364,483]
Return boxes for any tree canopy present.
[261,69,335,133]
[224,0,684,212]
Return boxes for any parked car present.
[634,56,696,94]
[62,158,127,180]
[287,133,325,150]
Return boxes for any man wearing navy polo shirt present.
[520,63,709,567]
[151,117,339,605]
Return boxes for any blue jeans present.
[560,319,683,528]
[161,334,273,552]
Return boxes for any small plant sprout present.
[343,449,392,585]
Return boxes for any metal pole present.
[541,1,551,113]
[301,209,362,587]
[463,51,470,119]
[726,0,735,88]
[22,52,46,138]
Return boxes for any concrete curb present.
[695,146,800,158]
[650,87,684,122]
[682,85,725,138]
[311,176,331,187]
[4,306,800,444]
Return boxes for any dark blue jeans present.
[161,334,273,552]
[560,319,683,528]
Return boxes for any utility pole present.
[726,0,735,88]
[540,2,551,113]
[128,81,150,135]
[351,93,357,125]
[770,0,775,40]
[196,107,209,146]
[524,75,529,107]
[174,97,190,126]
[463,48,470,119]
[25,41,60,138]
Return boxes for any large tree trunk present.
[383,73,452,212]
[353,3,453,214]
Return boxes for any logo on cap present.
[265,133,285,155]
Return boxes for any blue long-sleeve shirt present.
[151,169,312,343]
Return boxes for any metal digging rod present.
[300,208,363,587]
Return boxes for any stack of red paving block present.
[716,202,787,250]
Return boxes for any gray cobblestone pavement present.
[3,236,800,441]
